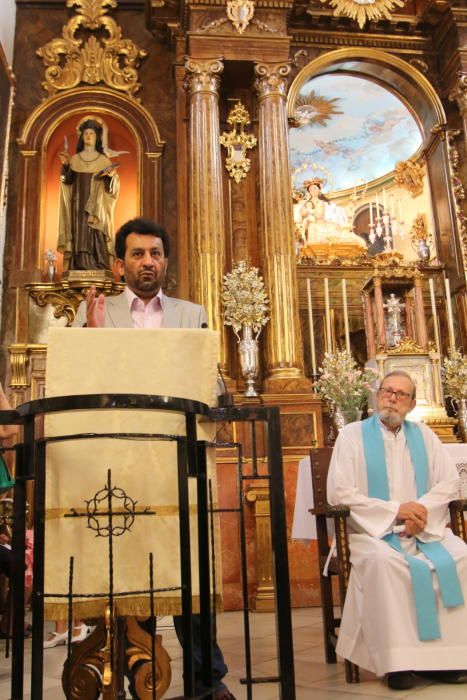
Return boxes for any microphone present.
[217,363,234,407]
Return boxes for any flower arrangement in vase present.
[442,351,467,442]
[314,350,378,429]
[222,261,269,397]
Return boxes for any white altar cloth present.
[291,456,316,542]
[44,327,220,619]
[445,443,467,497]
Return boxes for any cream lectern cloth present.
[44,327,220,620]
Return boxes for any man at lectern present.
[73,217,235,700]
[74,217,207,330]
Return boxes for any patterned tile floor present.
[1,608,465,699]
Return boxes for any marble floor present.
[0,608,465,699]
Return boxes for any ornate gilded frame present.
[287,48,463,281]
[12,87,165,344]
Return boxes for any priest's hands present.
[403,519,424,537]
[86,286,105,328]
[397,501,427,535]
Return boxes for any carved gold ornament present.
[226,0,255,34]
[384,337,426,355]
[409,213,432,243]
[372,250,406,271]
[394,160,424,198]
[126,617,171,699]
[37,0,147,98]
[446,130,467,276]
[293,90,343,127]
[319,0,406,29]
[220,102,257,184]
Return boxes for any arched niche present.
[14,87,164,278]
[288,48,463,280]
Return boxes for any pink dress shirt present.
[124,287,164,328]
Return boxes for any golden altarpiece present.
[1,1,467,685]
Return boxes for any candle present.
[398,197,403,221]
[369,201,373,226]
[307,279,317,375]
[390,194,395,219]
[342,279,351,354]
[429,278,441,354]
[64,135,68,152]
[444,277,456,353]
[324,277,332,353]
[383,188,387,212]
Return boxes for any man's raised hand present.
[86,286,105,328]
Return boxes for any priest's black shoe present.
[419,670,467,684]
[387,671,417,690]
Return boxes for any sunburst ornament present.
[319,0,406,29]
[293,90,343,127]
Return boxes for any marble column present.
[413,276,428,349]
[404,292,415,341]
[362,291,376,358]
[245,483,275,612]
[184,58,227,365]
[373,278,386,349]
[254,62,309,390]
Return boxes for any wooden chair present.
[309,446,467,685]
[309,447,359,683]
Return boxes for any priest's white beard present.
[378,409,403,429]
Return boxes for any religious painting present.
[290,74,423,193]
[290,72,434,262]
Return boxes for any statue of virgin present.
[57,117,120,270]
[293,177,366,259]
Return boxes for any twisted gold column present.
[449,72,467,147]
[448,77,467,281]
[254,62,308,390]
[184,58,227,364]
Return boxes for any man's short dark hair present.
[115,218,170,259]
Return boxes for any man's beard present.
[378,409,403,428]
[133,274,160,296]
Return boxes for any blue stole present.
[361,414,463,640]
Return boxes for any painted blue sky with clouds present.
[290,74,423,194]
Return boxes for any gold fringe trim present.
[44,594,223,621]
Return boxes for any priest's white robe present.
[327,419,467,676]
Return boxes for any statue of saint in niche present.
[384,293,405,347]
[57,117,120,271]
[293,178,366,259]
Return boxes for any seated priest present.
[73,217,235,700]
[327,370,467,690]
